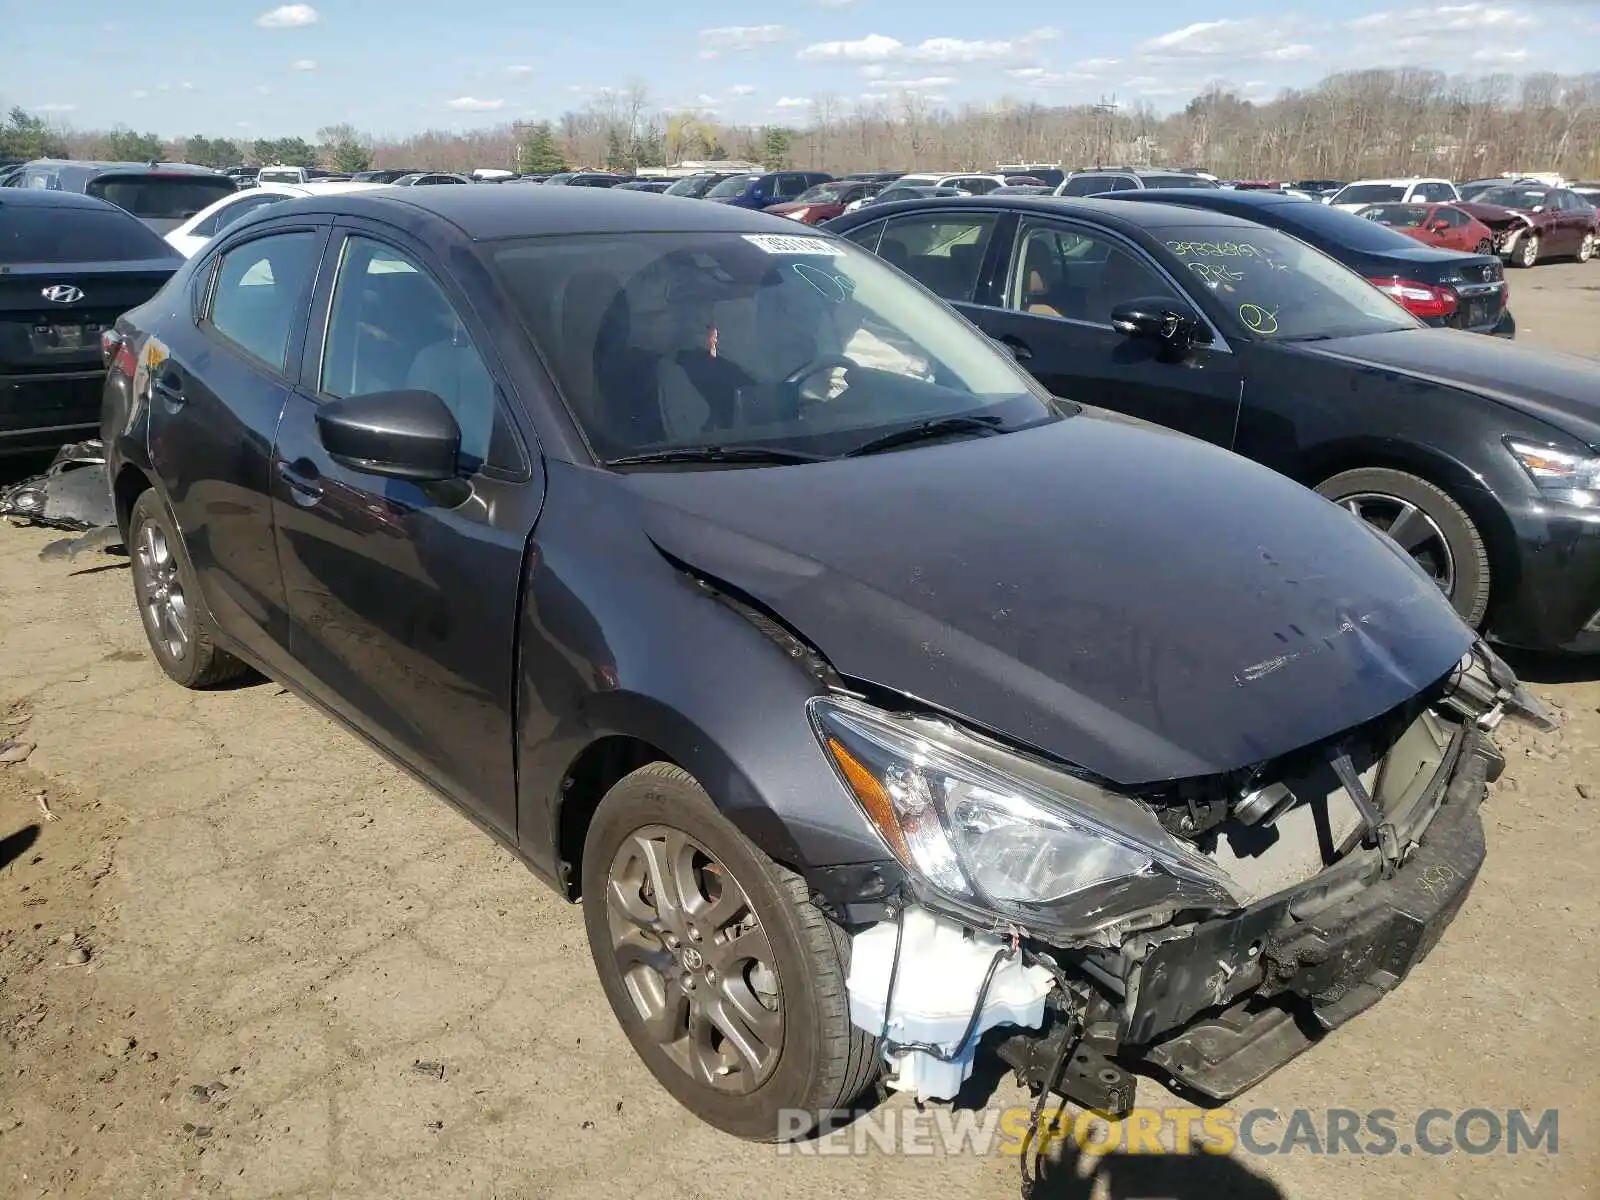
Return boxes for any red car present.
[1356,202,1499,255]
[1456,184,1600,268]
[763,179,889,224]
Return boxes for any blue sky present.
[6,1,1600,138]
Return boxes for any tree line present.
[6,68,1600,180]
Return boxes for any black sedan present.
[1,189,181,457]
[1108,187,1512,336]
[101,183,1531,1143]
[825,194,1600,651]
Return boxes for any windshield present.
[1142,174,1216,189]
[491,231,1051,462]
[1360,203,1430,228]
[0,206,179,263]
[795,183,845,204]
[1333,184,1405,205]
[87,175,238,219]
[1159,225,1421,341]
[705,175,757,198]
[1476,186,1549,210]
[665,175,719,197]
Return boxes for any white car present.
[164,181,387,257]
[892,172,1008,195]
[1326,177,1459,212]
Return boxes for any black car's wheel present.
[127,490,249,688]
[582,763,879,1141]
[1317,468,1491,628]
[1474,238,1494,256]
[1511,234,1540,268]
[1578,232,1596,264]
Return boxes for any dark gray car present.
[98,185,1536,1145]
[4,160,238,234]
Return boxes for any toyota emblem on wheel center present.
[41,284,85,304]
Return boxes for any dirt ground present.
[2,268,1598,1199]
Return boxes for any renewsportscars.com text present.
[775,1106,1560,1158]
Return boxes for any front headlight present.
[809,696,1243,944]
[1507,438,1600,505]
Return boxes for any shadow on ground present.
[1028,1139,1286,1199]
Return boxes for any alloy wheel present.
[1580,233,1596,263]
[1341,492,1456,597]
[1517,235,1539,267]
[604,825,783,1094]
[135,520,190,660]
[1474,238,1493,255]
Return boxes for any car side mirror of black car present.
[1110,297,1213,354]
[314,389,461,482]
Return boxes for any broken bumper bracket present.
[1140,743,1489,1100]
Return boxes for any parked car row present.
[0,176,1580,1167]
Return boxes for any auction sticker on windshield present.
[742,234,844,255]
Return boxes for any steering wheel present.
[783,354,857,392]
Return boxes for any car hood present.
[619,413,1473,787]
[1289,328,1600,449]
[1457,202,1541,228]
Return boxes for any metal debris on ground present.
[410,1060,446,1080]
[0,440,119,539]
[37,794,58,822]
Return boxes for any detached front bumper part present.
[1135,736,1490,1100]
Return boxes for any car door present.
[1554,191,1588,251]
[268,222,543,835]
[147,220,329,669]
[960,215,1244,447]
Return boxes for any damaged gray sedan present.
[98,188,1550,1146]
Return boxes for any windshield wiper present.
[603,445,832,467]
[841,414,1007,458]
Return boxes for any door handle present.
[997,335,1034,363]
[275,460,324,506]
[151,372,186,408]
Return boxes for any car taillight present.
[1366,276,1459,319]
[101,328,124,369]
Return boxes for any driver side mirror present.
[1110,297,1213,354]
[315,389,461,482]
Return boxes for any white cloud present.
[728,84,757,95]
[256,4,319,28]
[504,64,534,77]
[1347,3,1535,37]
[1007,66,1046,79]
[775,96,813,108]
[695,93,718,104]
[34,103,75,113]
[880,75,958,91]
[1472,45,1532,62]
[699,24,794,59]
[236,121,252,128]
[1138,18,1314,63]
[812,0,857,6]
[130,89,149,99]
[256,85,273,95]
[1075,56,1122,71]
[179,81,197,90]
[290,59,317,71]
[445,96,504,111]
[799,28,1057,65]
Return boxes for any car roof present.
[272,183,830,239]
[0,188,121,212]
[849,194,1262,232]
[1340,177,1449,186]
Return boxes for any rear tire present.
[582,763,879,1141]
[1316,468,1492,629]
[1511,234,1540,268]
[127,490,249,688]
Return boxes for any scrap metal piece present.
[0,443,117,533]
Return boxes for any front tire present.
[582,763,879,1141]
[1316,468,1492,628]
[1512,233,1540,268]
[127,490,248,688]
[1474,238,1494,256]
[1577,232,1596,264]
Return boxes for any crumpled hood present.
[1292,328,1600,451]
[621,413,1473,786]
[1457,202,1538,228]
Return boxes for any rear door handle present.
[997,335,1034,363]
[151,371,186,408]
[275,461,324,506]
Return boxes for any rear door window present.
[204,231,321,373]
[192,192,291,238]
[1061,174,1113,197]
[878,212,998,303]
